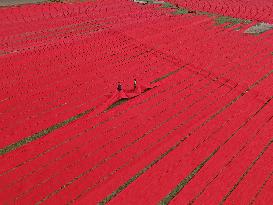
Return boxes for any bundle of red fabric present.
[100,82,160,111]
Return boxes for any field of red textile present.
[0,0,273,204]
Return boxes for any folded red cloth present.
[100,82,160,111]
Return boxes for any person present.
[117,82,122,92]
[133,79,137,89]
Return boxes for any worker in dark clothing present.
[117,82,122,92]
[134,79,137,89]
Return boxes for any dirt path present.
[0,0,47,7]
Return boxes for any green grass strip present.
[196,11,215,17]
[214,16,251,26]
[0,108,93,156]
[159,147,219,205]
[234,25,243,31]
[161,2,176,8]
[173,8,189,15]
[99,138,184,205]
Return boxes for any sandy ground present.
[245,22,273,34]
[0,0,47,7]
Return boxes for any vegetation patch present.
[214,16,251,26]
[196,11,215,17]
[244,22,273,35]
[161,2,176,8]
[234,25,244,31]
[173,8,189,15]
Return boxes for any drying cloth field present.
[0,0,273,204]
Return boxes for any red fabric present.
[98,82,160,112]
[1,0,273,204]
